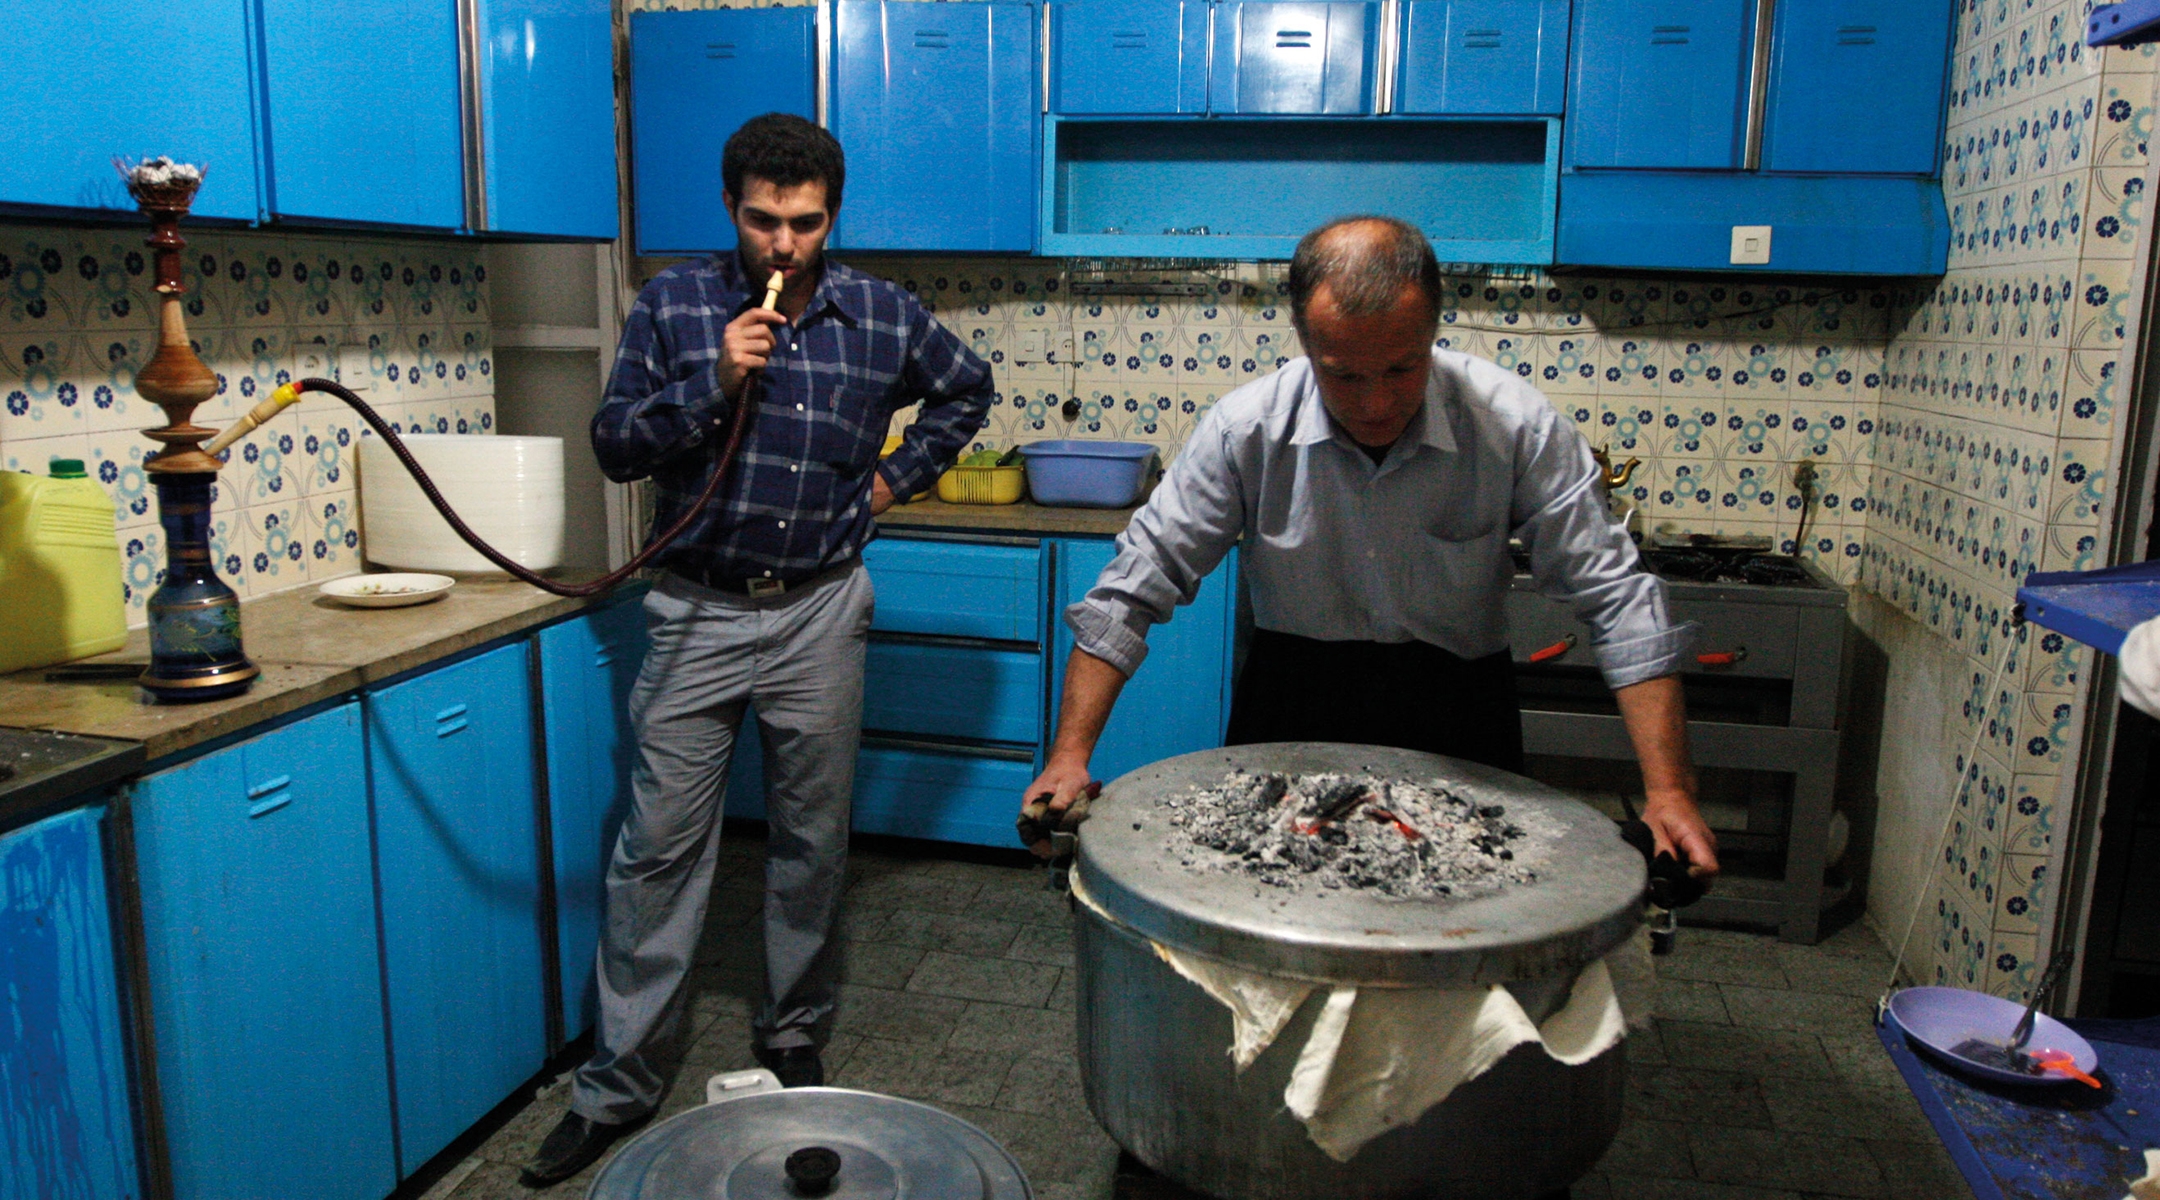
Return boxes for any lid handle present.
[785,1146,842,1196]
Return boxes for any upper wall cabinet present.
[830,0,1039,252]
[5,0,261,221]
[1211,2,1377,115]
[1395,0,1570,116]
[1556,0,1955,274]
[475,0,621,238]
[1761,3,1951,175]
[630,8,817,254]
[1565,0,1753,169]
[1051,0,1211,115]
[260,0,467,230]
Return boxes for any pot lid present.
[588,1086,1032,1200]
[1073,743,1644,988]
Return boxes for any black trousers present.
[1224,629,1526,774]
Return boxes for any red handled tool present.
[1529,634,1577,663]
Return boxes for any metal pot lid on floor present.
[1073,742,1646,988]
[588,1078,1032,1200]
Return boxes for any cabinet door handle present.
[1528,633,1576,663]
[247,775,294,818]
[435,703,470,737]
[1697,647,1748,667]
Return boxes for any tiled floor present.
[421,830,1970,1200]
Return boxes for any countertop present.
[877,497,1141,538]
[0,505,1138,769]
[0,576,617,764]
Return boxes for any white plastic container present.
[359,435,564,574]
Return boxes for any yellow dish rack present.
[935,464,1025,505]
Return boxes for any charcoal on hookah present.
[1164,771,1538,899]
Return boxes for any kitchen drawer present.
[1506,589,1796,679]
[1672,599,1794,680]
[852,742,1036,848]
[864,639,1044,745]
[863,537,1044,642]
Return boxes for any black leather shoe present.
[755,1044,825,1088]
[520,1110,646,1188]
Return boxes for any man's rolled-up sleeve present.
[1511,411,1697,690]
[1065,410,1247,677]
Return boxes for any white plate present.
[319,573,456,608]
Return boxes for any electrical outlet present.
[1729,225,1773,266]
[337,343,372,391]
[1013,327,1070,364]
[295,344,330,380]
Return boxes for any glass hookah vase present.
[126,160,259,702]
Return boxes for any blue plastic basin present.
[1018,440,1158,508]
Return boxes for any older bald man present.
[1023,215,1720,883]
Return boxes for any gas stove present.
[1510,540,1840,593]
[1639,546,1821,588]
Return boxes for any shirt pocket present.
[1403,527,1511,635]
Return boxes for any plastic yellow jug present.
[0,459,128,674]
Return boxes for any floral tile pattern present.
[0,224,493,623]
[1868,2,2155,997]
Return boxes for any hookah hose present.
[205,273,789,599]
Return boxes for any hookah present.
[123,159,778,703]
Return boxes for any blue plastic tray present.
[2016,561,2160,655]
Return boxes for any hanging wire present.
[1877,614,2028,1022]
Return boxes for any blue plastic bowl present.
[1018,440,1159,508]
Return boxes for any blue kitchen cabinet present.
[1395,0,1570,115]
[1050,539,1237,786]
[131,702,395,1200]
[477,0,620,238]
[1565,0,1753,169]
[1051,0,1211,115]
[368,643,547,1176]
[0,806,140,1200]
[852,743,1038,845]
[630,8,818,254]
[1210,2,1377,115]
[829,0,1039,251]
[864,640,1044,747]
[538,598,649,1043]
[259,0,465,229]
[4,1,259,220]
[1760,0,1952,175]
[862,537,1046,642]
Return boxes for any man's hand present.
[1642,787,1720,879]
[1019,754,1096,859]
[716,305,785,399]
[870,470,897,515]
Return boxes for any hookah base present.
[139,659,259,703]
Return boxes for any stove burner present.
[1640,546,1812,587]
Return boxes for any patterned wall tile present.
[0,221,493,622]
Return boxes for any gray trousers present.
[571,562,872,1122]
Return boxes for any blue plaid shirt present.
[592,254,993,582]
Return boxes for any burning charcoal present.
[1477,804,1506,819]
[1319,825,1350,846]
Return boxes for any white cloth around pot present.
[1074,874,1648,1163]
[2121,616,2160,720]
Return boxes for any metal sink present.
[0,726,144,826]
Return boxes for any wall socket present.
[295,344,331,380]
[337,343,372,391]
[1729,225,1773,266]
[1013,327,1071,364]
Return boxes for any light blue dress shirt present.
[1067,348,1696,690]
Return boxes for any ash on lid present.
[1162,771,1545,899]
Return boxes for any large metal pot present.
[589,1069,1032,1199]
[1072,743,1645,1200]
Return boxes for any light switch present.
[337,343,372,391]
[1730,225,1773,266]
[1016,328,1045,361]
